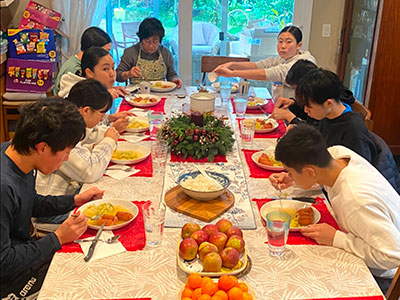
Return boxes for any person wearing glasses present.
[116,17,182,88]
[36,80,120,224]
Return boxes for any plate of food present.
[211,82,239,93]
[247,96,270,110]
[260,200,321,231]
[126,116,149,133]
[251,118,278,133]
[127,94,161,107]
[110,142,150,165]
[251,151,285,171]
[149,81,176,92]
[77,199,139,230]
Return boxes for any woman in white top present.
[213,25,316,99]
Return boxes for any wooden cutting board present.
[164,186,234,222]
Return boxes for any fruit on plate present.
[208,232,228,253]
[202,224,219,238]
[202,252,223,272]
[191,230,209,246]
[216,219,233,234]
[225,226,243,238]
[258,153,283,167]
[179,238,199,260]
[198,242,219,262]
[225,235,245,254]
[255,118,274,129]
[182,223,201,239]
[220,247,240,268]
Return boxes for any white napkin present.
[104,167,140,180]
[128,108,148,118]
[121,134,147,144]
[79,231,126,261]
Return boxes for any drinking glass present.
[219,79,231,107]
[240,119,256,149]
[143,201,166,247]
[266,211,291,257]
[151,141,168,174]
[148,111,163,140]
[234,97,247,118]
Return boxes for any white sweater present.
[326,146,400,278]
[36,126,116,195]
[58,72,86,98]
[255,50,316,98]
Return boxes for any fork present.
[257,104,272,120]
[74,234,121,244]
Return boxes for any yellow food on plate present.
[127,119,148,129]
[265,207,314,228]
[83,203,133,226]
[112,150,144,160]
[152,82,172,88]
[258,153,283,167]
[255,118,274,130]
[133,96,158,103]
[247,97,265,106]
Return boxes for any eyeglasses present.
[89,107,108,115]
[142,38,160,45]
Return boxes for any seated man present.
[1,98,104,298]
[269,124,400,293]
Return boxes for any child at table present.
[0,98,104,298]
[36,80,123,224]
[269,124,400,293]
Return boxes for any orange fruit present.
[198,295,212,300]
[182,298,192,300]
[214,290,229,300]
[192,287,203,300]
[237,282,248,293]
[218,275,235,291]
[182,287,194,299]
[243,292,253,300]
[210,296,223,300]
[202,280,218,296]
[229,276,239,288]
[188,273,203,289]
[227,287,243,300]
[202,276,213,284]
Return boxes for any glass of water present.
[143,201,166,247]
[266,211,291,257]
[148,111,164,140]
[151,141,168,174]
[240,119,256,149]
[234,96,247,118]
[219,79,231,107]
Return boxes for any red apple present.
[181,223,201,239]
[191,230,208,245]
[220,247,240,269]
[209,232,228,252]
[202,252,222,272]
[226,226,243,238]
[225,235,245,254]
[216,219,233,233]
[198,242,219,262]
[179,238,198,261]
[202,224,219,238]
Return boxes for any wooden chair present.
[386,266,400,300]
[352,100,374,131]
[200,55,250,85]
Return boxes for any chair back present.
[386,266,400,300]
[352,100,374,130]
[200,55,250,85]
[121,21,140,42]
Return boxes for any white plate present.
[125,116,149,133]
[251,151,285,172]
[250,118,279,133]
[211,82,239,93]
[177,239,248,277]
[111,142,150,165]
[77,199,139,231]
[247,97,270,110]
[127,94,161,108]
[260,200,321,231]
[150,81,176,92]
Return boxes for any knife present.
[84,223,105,262]
[270,197,316,204]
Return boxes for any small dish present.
[251,151,285,172]
[149,81,177,92]
[111,142,150,165]
[127,94,161,108]
[126,116,149,133]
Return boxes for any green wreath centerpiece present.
[158,113,235,162]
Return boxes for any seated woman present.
[53,26,112,95]
[36,79,122,223]
[116,17,182,88]
[212,25,316,99]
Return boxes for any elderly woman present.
[116,17,182,87]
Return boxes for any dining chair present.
[385,265,400,300]
[200,55,250,85]
[352,100,374,131]
[111,33,136,65]
[121,21,141,44]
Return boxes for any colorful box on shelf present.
[18,1,61,30]
[8,28,57,62]
[6,58,53,93]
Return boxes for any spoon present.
[71,213,101,221]
[74,235,121,244]
[194,165,223,189]
[257,104,272,119]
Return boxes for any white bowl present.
[111,142,150,165]
[150,81,176,92]
[247,97,270,110]
[76,199,139,230]
[127,94,161,108]
[251,151,285,172]
[211,82,239,93]
[251,118,279,133]
[125,116,149,133]
[260,200,321,231]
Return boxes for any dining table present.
[37,86,384,300]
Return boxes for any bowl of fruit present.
[177,219,248,277]
[251,151,285,171]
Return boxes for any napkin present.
[104,168,140,180]
[79,231,126,261]
[121,135,148,144]
[128,108,149,118]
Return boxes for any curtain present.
[53,0,110,63]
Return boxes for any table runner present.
[237,119,286,139]
[170,152,227,163]
[119,97,167,113]
[253,197,340,245]
[106,156,153,177]
[230,97,274,114]
[59,201,147,253]
[242,149,285,178]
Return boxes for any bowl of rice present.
[178,171,230,201]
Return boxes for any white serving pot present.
[190,92,215,113]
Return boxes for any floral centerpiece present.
[158,113,235,162]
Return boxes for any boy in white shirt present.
[269,124,400,293]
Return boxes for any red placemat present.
[170,152,227,163]
[119,98,167,113]
[253,197,340,245]
[237,119,286,139]
[230,97,274,114]
[105,155,153,177]
[242,149,284,178]
[294,297,384,300]
[59,201,148,253]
